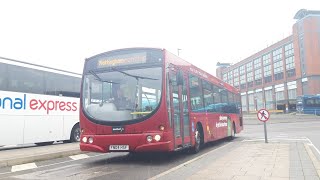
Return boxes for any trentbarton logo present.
[0,94,78,114]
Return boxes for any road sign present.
[257,109,269,143]
[257,109,270,122]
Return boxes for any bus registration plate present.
[109,145,129,151]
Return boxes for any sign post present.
[257,109,270,143]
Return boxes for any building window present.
[273,47,282,62]
[240,74,246,89]
[223,73,227,82]
[264,64,271,77]
[262,53,271,65]
[264,89,273,109]
[241,94,247,112]
[286,56,295,78]
[255,91,263,110]
[288,89,297,100]
[247,71,253,82]
[285,43,294,57]
[248,93,255,111]
[254,69,262,80]
[240,65,245,75]
[274,60,284,80]
[264,76,272,83]
[287,81,297,100]
[246,62,253,72]
[255,79,262,86]
[234,77,239,86]
[287,69,296,77]
[274,73,284,81]
[254,58,261,69]
[233,68,239,77]
[228,71,233,85]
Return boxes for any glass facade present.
[248,92,255,111]
[241,94,247,112]
[264,89,273,110]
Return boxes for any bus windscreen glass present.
[82,66,162,122]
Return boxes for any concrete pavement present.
[186,141,320,180]
[0,143,81,168]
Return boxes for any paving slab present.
[185,141,319,180]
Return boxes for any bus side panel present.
[47,115,64,141]
[23,116,49,143]
[0,115,24,146]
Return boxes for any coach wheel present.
[70,123,81,142]
[191,124,202,154]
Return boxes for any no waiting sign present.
[257,109,270,122]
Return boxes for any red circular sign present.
[257,109,270,122]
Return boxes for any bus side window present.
[0,63,7,91]
[189,74,204,112]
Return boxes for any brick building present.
[216,9,320,113]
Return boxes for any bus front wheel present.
[70,123,81,142]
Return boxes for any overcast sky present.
[0,0,318,75]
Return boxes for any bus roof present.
[0,56,82,77]
[85,47,239,94]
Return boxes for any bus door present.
[169,69,191,149]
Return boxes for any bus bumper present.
[80,132,172,153]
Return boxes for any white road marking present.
[148,142,232,180]
[69,154,89,160]
[306,137,320,157]
[11,163,37,172]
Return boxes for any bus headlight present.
[146,135,153,142]
[154,135,161,141]
[82,137,88,143]
[88,137,93,144]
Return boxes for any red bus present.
[80,48,243,153]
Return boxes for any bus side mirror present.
[176,71,183,86]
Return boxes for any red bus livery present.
[80,48,243,153]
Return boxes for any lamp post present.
[177,48,181,56]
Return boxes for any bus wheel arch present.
[70,123,81,142]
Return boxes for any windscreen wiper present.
[89,70,119,84]
[111,67,158,81]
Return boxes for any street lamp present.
[177,48,181,56]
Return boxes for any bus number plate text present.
[109,145,129,151]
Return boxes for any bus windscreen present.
[82,66,162,122]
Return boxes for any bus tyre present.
[70,123,81,142]
[191,125,201,154]
[229,122,236,140]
